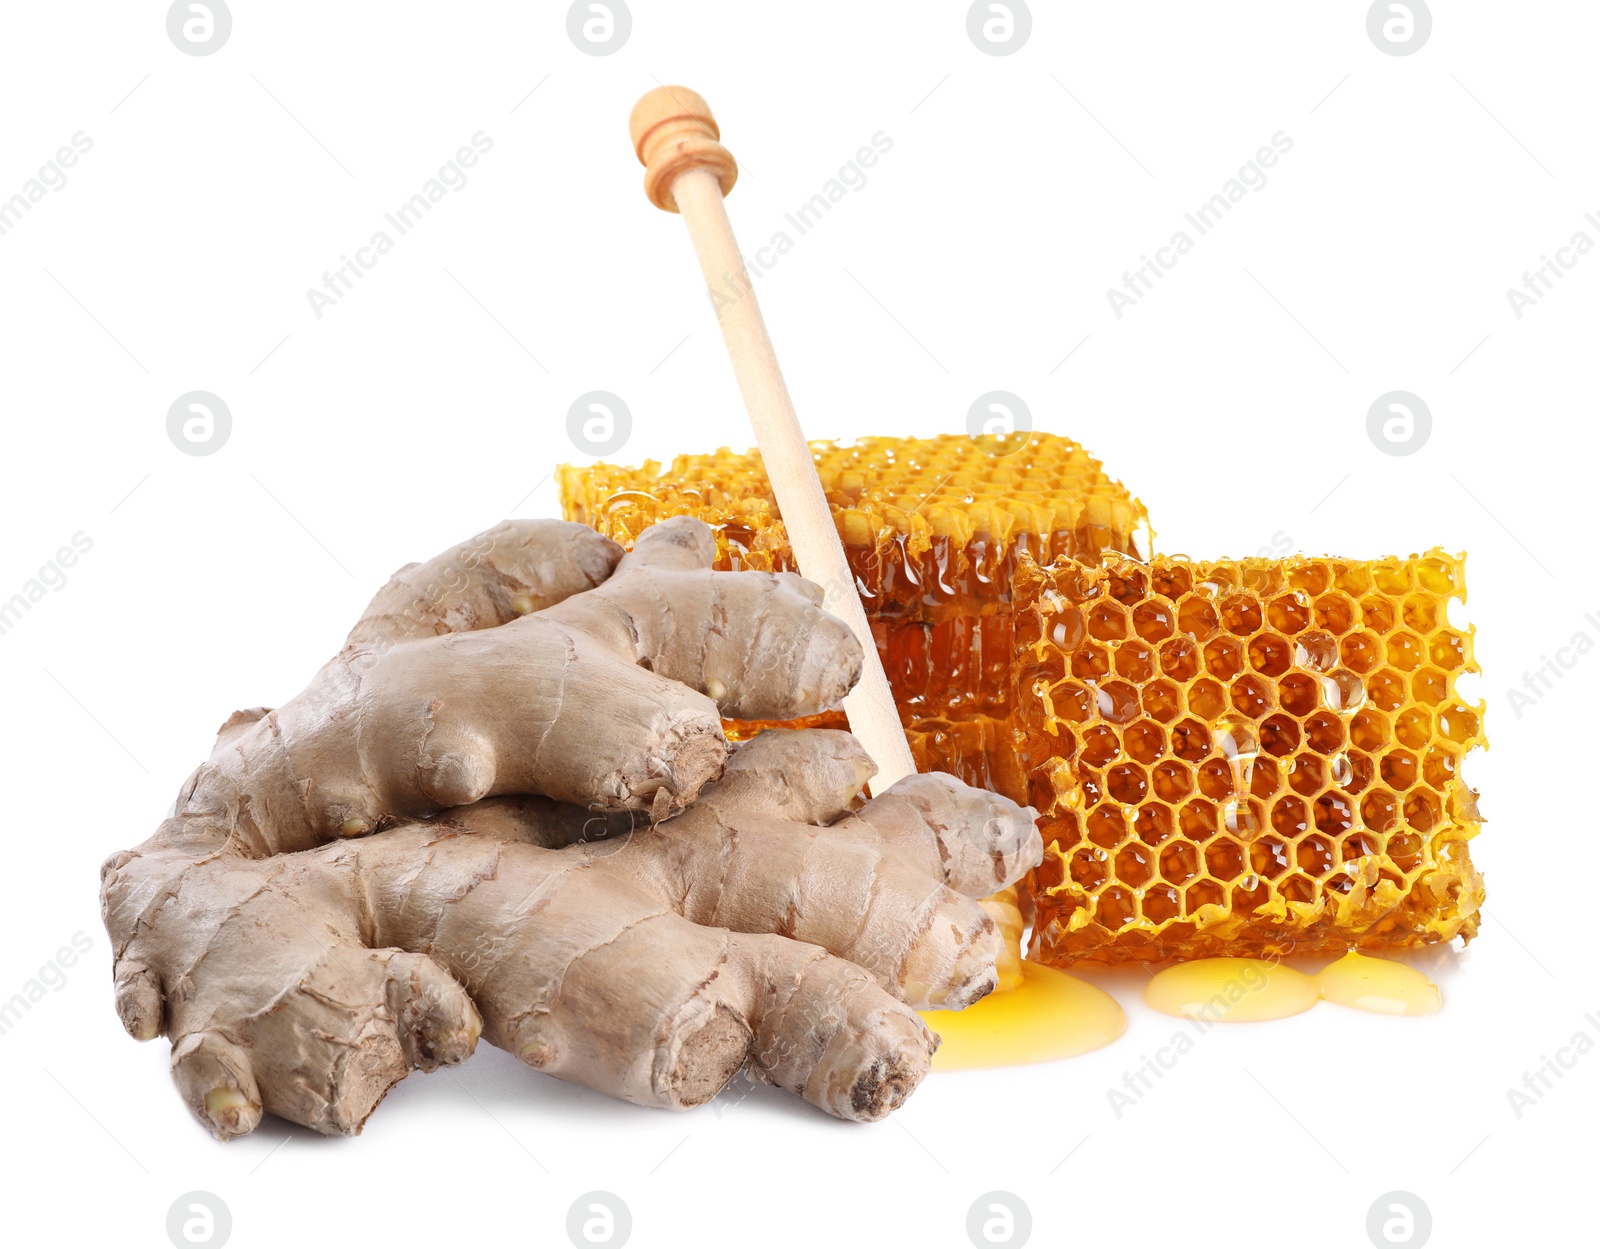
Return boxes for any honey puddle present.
[920,962,1125,1070]
[1315,950,1441,1015]
[1145,953,1441,1022]
[921,952,1441,1072]
[1145,957,1320,1022]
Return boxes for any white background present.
[0,2,1592,1246]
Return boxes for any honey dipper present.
[628,85,918,792]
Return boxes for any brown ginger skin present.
[101,517,1041,1139]
[185,518,859,852]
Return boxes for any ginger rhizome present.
[101,518,1040,1138]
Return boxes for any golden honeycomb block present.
[1015,549,1486,965]
[559,434,1149,624]
[561,434,1487,967]
[903,714,1028,802]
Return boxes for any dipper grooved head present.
[629,85,738,212]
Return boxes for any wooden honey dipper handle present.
[629,86,738,211]
[629,85,917,791]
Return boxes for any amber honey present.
[1020,550,1485,965]
[560,437,1486,970]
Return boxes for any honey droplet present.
[920,962,1125,1070]
[1324,668,1366,714]
[1315,950,1440,1016]
[1144,958,1319,1023]
[1222,800,1262,837]
[1214,713,1259,812]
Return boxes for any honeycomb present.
[1016,549,1486,965]
[560,436,1487,967]
[559,433,1149,625]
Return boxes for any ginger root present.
[101,517,1041,1138]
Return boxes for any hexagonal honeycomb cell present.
[1018,549,1484,965]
